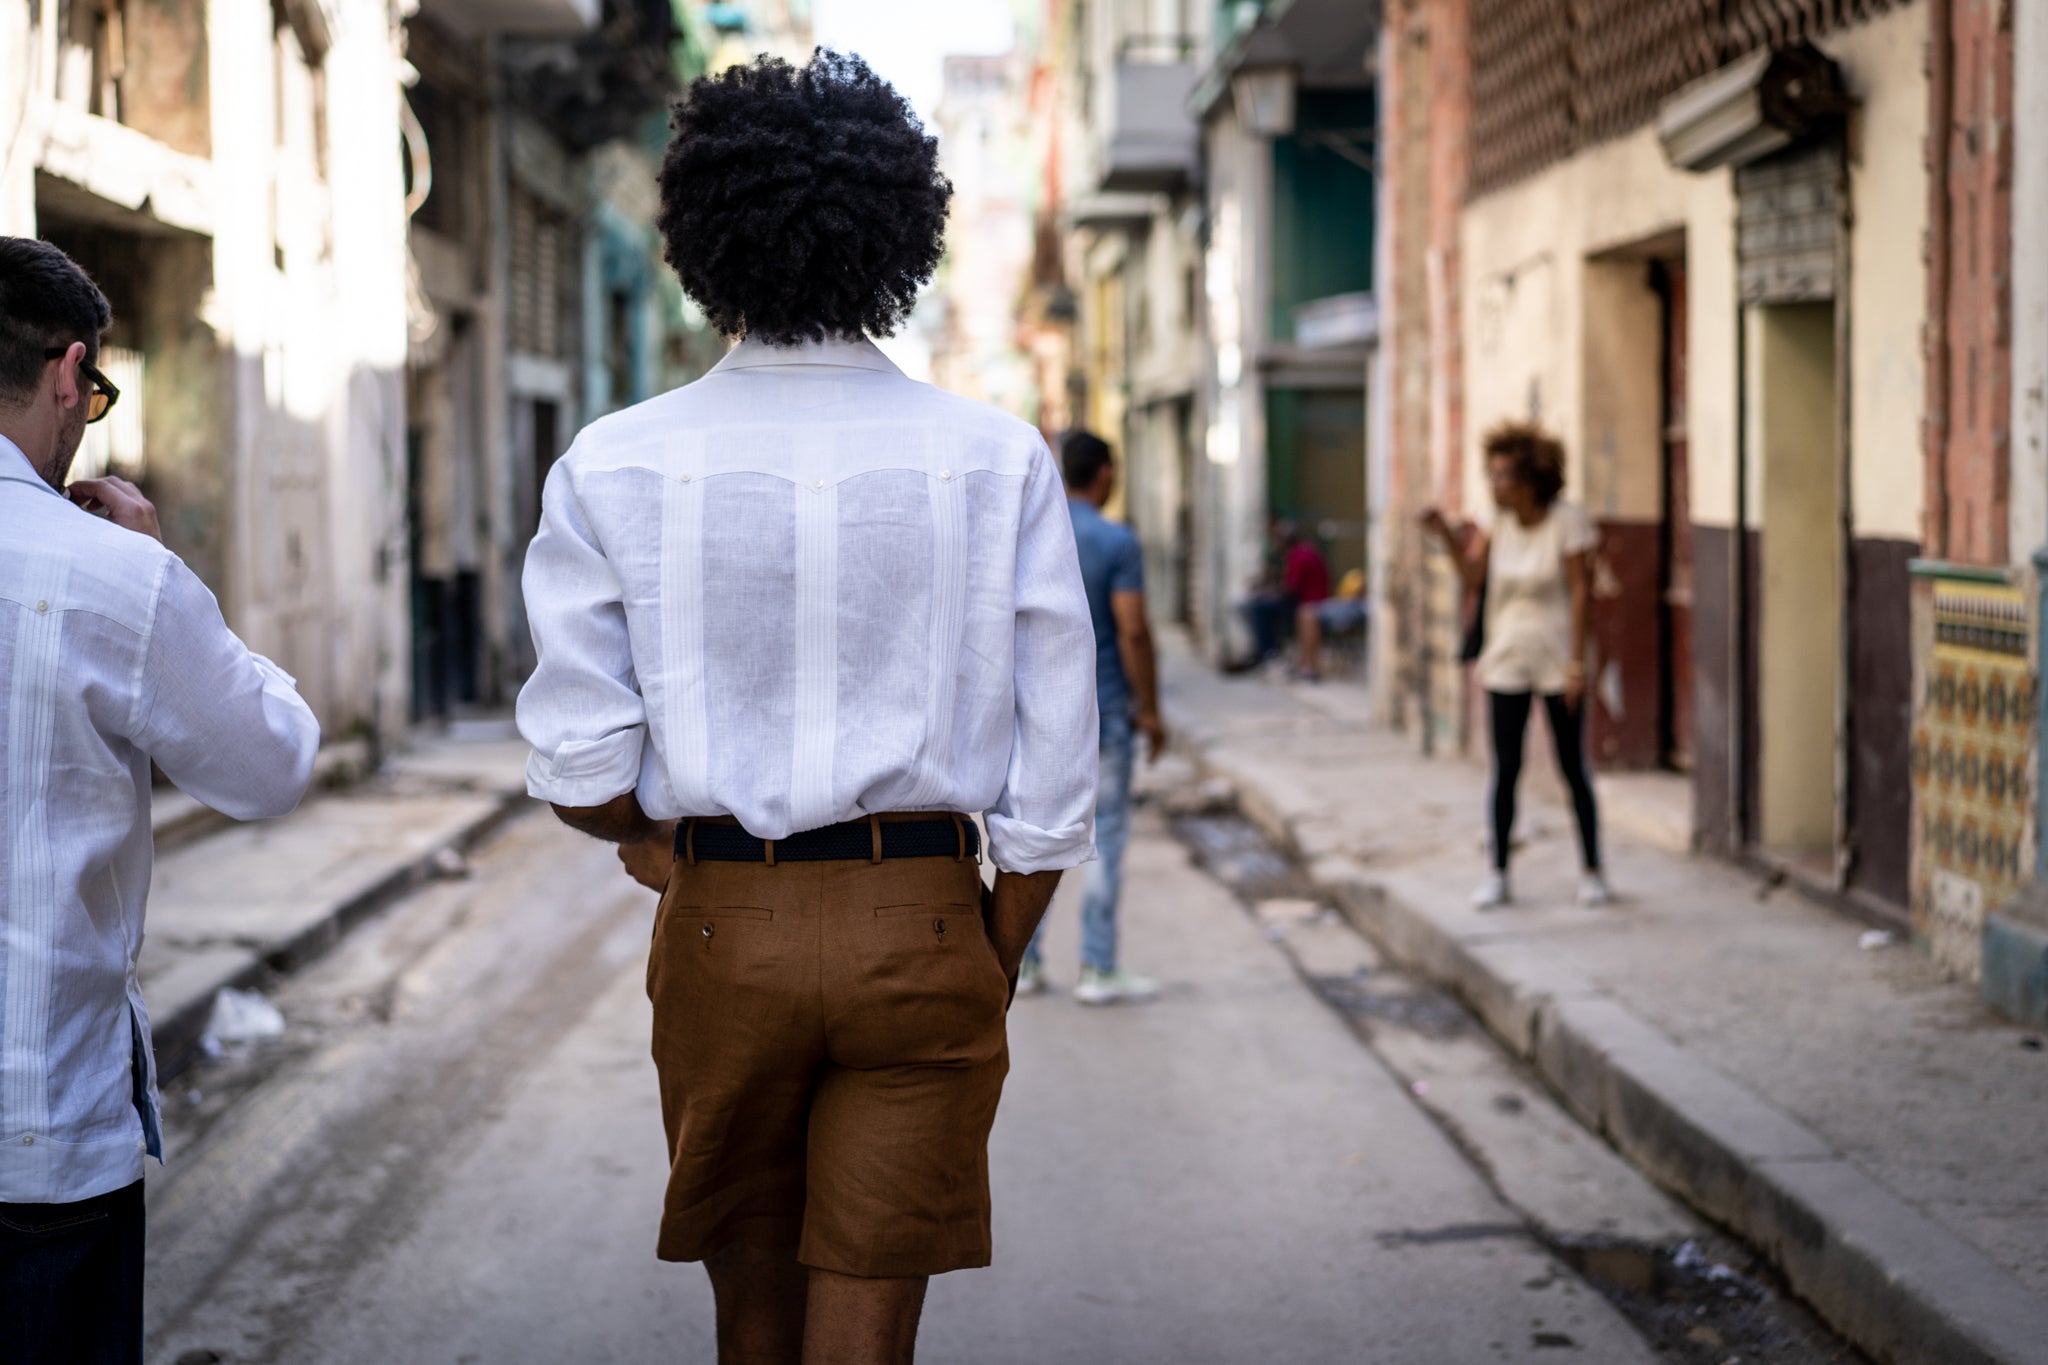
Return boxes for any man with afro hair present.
[517,50,1100,1363]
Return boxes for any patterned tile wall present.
[1912,578,2035,979]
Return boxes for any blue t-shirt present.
[1068,498,1145,720]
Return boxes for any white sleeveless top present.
[1478,500,1596,695]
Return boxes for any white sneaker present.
[1014,959,1048,997]
[1074,966,1160,1006]
[1579,873,1614,907]
[1472,873,1511,909]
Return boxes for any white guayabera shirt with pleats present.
[0,435,320,1205]
[516,336,1100,875]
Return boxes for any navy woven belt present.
[675,816,980,864]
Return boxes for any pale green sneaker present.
[1074,966,1160,1006]
[1014,958,1048,998]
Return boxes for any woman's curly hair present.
[1483,420,1568,508]
[657,50,952,346]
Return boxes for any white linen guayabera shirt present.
[0,434,320,1205]
[517,336,1100,873]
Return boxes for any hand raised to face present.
[68,476,162,544]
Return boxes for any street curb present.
[1176,716,2048,1365]
[148,739,377,856]
[150,790,532,1080]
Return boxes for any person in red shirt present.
[1282,527,1332,681]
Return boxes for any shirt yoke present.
[0,493,171,635]
[563,369,1049,487]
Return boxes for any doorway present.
[1752,301,1841,855]
[1174,397,1197,630]
[1268,388,1367,581]
[1653,259,1694,771]
[405,317,485,722]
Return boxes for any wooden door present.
[1657,259,1695,771]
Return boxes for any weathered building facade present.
[1042,0,1377,661]
[2,0,416,749]
[1189,0,1376,663]
[400,0,679,717]
[931,50,1042,421]
[399,0,807,718]
[1377,0,2033,972]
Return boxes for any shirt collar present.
[0,432,59,497]
[710,335,905,377]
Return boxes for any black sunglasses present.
[43,347,120,424]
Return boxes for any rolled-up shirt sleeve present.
[517,455,648,808]
[986,442,1099,874]
[132,554,321,821]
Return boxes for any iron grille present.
[1571,0,1721,149]
[1469,0,1900,196]
[1470,0,1571,201]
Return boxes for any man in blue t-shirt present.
[1018,430,1167,1004]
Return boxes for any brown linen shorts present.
[646,819,1011,1279]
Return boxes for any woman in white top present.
[1423,422,1610,908]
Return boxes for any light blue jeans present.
[1024,712,1135,974]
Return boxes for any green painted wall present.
[1266,387,1368,580]
[1270,90,1375,342]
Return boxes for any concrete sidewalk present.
[139,728,534,1078]
[1159,640,2048,1365]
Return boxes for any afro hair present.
[1482,420,1568,508]
[657,49,952,347]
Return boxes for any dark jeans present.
[1240,592,1298,662]
[1488,690,1601,874]
[0,1180,145,1365]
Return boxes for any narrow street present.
[139,792,1667,1365]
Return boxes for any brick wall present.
[1924,0,2016,566]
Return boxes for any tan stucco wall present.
[1461,127,1738,527]
[1823,2,1930,544]
[1461,2,1927,541]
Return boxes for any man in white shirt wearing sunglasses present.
[0,235,321,1364]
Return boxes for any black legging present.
[1488,690,1601,874]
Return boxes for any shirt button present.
[679,473,691,484]
[21,1135,33,1145]
[35,600,48,613]
[812,478,825,491]
[939,468,952,481]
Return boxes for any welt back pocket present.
[675,906,774,921]
[875,902,977,919]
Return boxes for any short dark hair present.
[0,237,111,407]
[1483,420,1567,508]
[656,50,952,346]
[1060,429,1114,489]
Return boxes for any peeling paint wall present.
[8,0,415,747]
[2013,0,2048,559]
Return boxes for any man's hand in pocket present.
[617,828,676,893]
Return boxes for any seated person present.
[1285,530,1331,681]
[1316,567,1369,635]
[1237,518,1298,666]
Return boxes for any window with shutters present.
[508,185,578,362]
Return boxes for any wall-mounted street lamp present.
[1231,63,1297,138]
[1657,42,1851,173]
